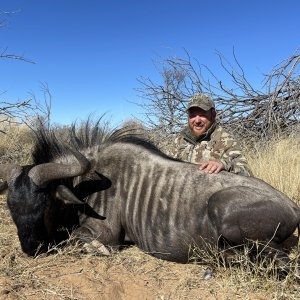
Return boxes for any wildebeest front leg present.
[73,219,121,256]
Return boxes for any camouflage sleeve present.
[218,134,253,177]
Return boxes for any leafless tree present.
[0,9,39,133]
[136,48,300,145]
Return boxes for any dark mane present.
[32,118,172,164]
[32,125,67,164]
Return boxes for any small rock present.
[203,267,213,280]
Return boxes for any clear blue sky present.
[1,0,299,126]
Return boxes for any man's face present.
[188,107,216,137]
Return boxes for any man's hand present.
[198,161,225,174]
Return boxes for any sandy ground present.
[0,248,274,300]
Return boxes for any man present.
[166,94,252,176]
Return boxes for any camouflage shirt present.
[166,124,253,177]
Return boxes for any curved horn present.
[28,149,91,187]
[0,164,22,182]
[55,185,83,205]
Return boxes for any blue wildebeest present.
[0,120,299,276]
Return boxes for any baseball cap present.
[187,94,215,111]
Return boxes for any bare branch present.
[0,47,35,64]
[135,47,300,145]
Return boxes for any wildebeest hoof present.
[82,240,110,256]
[203,267,213,280]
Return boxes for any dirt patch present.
[0,250,266,300]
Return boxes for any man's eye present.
[190,113,205,118]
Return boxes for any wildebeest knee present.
[73,222,116,246]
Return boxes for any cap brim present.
[187,104,212,111]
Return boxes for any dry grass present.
[0,126,300,299]
[247,138,300,204]
[0,124,33,164]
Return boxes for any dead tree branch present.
[0,9,39,132]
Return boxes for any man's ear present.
[211,108,216,121]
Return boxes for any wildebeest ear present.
[0,181,8,195]
[55,185,84,205]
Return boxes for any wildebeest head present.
[0,150,91,256]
